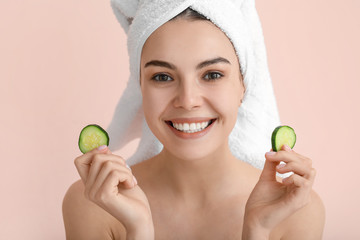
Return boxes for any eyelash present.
[203,71,224,81]
[151,71,224,83]
[151,73,173,82]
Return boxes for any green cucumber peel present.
[78,124,109,154]
[271,125,296,152]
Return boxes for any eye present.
[203,72,224,81]
[152,73,173,82]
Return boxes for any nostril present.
[174,97,202,110]
[172,85,203,110]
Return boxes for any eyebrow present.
[196,57,231,69]
[144,57,231,70]
[144,60,176,70]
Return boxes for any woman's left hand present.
[242,144,316,239]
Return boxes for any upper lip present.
[164,117,217,124]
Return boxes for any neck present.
[155,143,241,207]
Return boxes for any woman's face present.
[140,18,245,160]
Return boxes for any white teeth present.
[171,120,212,133]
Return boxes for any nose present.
[173,79,203,111]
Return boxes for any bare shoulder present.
[281,189,326,239]
[62,179,126,240]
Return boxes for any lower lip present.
[166,120,216,139]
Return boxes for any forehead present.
[141,19,238,65]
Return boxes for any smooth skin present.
[63,18,325,240]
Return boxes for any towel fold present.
[107,0,281,170]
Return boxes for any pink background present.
[1,0,359,239]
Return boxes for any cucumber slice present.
[271,125,296,152]
[78,124,109,153]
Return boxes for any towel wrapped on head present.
[107,0,281,170]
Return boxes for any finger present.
[88,161,134,200]
[266,150,312,167]
[282,174,312,189]
[282,144,292,152]
[86,153,126,191]
[95,169,136,206]
[269,148,313,179]
[74,145,109,182]
[282,174,313,210]
[282,144,311,163]
[101,145,113,155]
[308,167,317,184]
[95,161,131,190]
[260,152,278,181]
[276,161,311,177]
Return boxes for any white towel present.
[107,0,281,170]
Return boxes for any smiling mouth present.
[165,119,216,133]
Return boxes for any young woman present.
[63,4,325,240]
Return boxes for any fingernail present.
[266,151,276,156]
[284,145,292,151]
[133,175,138,185]
[126,164,132,171]
[97,145,107,151]
[277,163,286,169]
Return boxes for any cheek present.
[141,85,169,127]
[215,82,242,112]
[210,82,242,132]
[142,88,157,122]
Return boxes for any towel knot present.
[111,0,139,32]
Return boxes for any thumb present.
[103,145,112,154]
[94,145,111,154]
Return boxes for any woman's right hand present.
[74,145,154,239]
